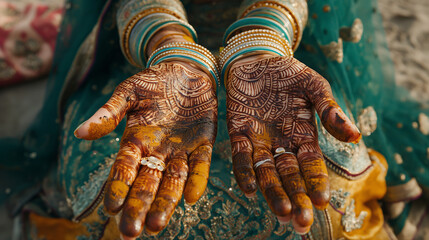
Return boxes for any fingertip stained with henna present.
[87,117,117,140]
[105,180,129,214]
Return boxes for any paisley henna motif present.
[75,62,217,238]
[226,55,360,234]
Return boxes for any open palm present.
[226,56,360,234]
[75,62,217,238]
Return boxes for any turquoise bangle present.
[220,46,285,82]
[128,15,198,67]
[147,46,205,67]
[140,20,198,61]
[223,17,290,45]
[129,14,172,67]
[151,54,219,86]
[245,12,293,42]
[245,7,294,40]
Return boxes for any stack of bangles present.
[147,41,219,87]
[219,0,308,82]
[117,0,219,86]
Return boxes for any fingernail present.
[144,228,159,236]
[351,132,362,144]
[73,121,86,138]
[245,192,257,199]
[184,200,197,206]
[295,228,311,236]
[120,233,136,240]
[293,223,311,235]
[277,215,291,224]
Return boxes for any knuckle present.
[165,160,188,180]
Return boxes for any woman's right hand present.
[226,55,361,234]
[75,61,217,238]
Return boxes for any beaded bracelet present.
[223,17,291,46]
[237,0,308,50]
[244,7,295,45]
[219,29,293,82]
[147,42,220,87]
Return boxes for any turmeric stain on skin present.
[108,181,129,202]
[185,159,210,204]
[292,193,313,209]
[124,126,164,147]
[87,117,116,140]
[169,137,182,143]
[124,198,146,219]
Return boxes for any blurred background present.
[0,0,428,238]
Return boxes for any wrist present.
[146,25,195,58]
[230,52,279,70]
[147,41,219,88]
[219,29,292,83]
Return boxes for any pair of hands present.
[74,55,360,238]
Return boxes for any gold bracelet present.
[238,0,308,50]
[219,29,292,82]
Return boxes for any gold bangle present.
[121,8,185,66]
[219,29,293,82]
[238,0,307,51]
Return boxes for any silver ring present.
[254,158,272,169]
[273,147,295,158]
[140,156,165,171]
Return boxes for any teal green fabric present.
[1,0,428,238]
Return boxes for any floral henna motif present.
[226,55,360,233]
[75,62,217,237]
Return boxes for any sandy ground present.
[379,0,429,103]
[0,0,428,239]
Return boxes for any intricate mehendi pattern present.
[226,55,361,233]
[123,63,217,127]
[228,56,329,149]
[77,62,217,237]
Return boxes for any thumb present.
[74,81,135,140]
[307,71,361,143]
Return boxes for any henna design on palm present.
[75,62,217,238]
[226,56,360,234]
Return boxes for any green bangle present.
[129,13,177,67]
[151,53,219,87]
[237,0,308,50]
[223,17,290,45]
[244,7,294,41]
[140,20,198,62]
[147,42,219,86]
[128,14,198,67]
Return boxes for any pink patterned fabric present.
[0,2,62,87]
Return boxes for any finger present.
[145,152,188,234]
[307,72,361,143]
[74,80,136,140]
[254,147,292,218]
[297,142,330,210]
[230,133,257,197]
[184,145,212,204]
[275,151,313,234]
[119,163,163,237]
[104,142,142,215]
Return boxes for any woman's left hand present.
[226,55,361,234]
